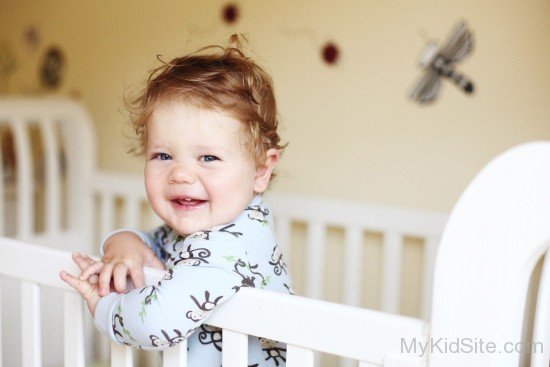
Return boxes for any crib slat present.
[123,196,140,228]
[101,194,115,236]
[63,292,85,367]
[380,232,402,314]
[11,120,34,238]
[287,345,314,367]
[99,193,115,361]
[163,341,188,367]
[340,229,363,367]
[275,216,291,262]
[111,342,133,367]
[343,227,363,306]
[305,222,326,299]
[21,281,41,367]
[39,118,61,234]
[420,236,439,320]
[222,329,248,367]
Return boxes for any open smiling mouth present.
[170,198,207,210]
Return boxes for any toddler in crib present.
[60,35,293,366]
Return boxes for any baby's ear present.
[253,148,279,193]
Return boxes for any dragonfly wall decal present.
[410,20,475,104]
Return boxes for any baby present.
[60,35,293,366]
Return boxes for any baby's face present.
[144,102,261,235]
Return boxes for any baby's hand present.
[60,252,103,316]
[81,232,165,296]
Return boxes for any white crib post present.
[380,232,402,314]
[101,194,116,236]
[222,329,248,366]
[275,216,291,263]
[420,236,439,320]
[21,281,41,367]
[11,119,34,239]
[38,117,61,235]
[287,345,314,367]
[343,227,363,307]
[63,292,85,367]
[111,342,133,367]
[163,342,188,367]
[123,196,140,228]
[305,222,326,299]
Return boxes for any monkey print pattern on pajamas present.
[94,195,293,367]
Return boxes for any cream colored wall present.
[1,0,550,212]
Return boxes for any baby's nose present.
[168,164,196,184]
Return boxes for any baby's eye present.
[200,155,219,162]
[152,153,172,161]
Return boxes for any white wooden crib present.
[0,98,548,367]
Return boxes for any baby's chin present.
[167,217,219,236]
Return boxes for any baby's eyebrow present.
[196,146,228,153]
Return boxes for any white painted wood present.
[305,222,326,299]
[430,142,550,366]
[343,227,363,307]
[358,362,377,367]
[380,232,402,314]
[123,196,140,228]
[222,329,248,367]
[275,216,291,262]
[530,249,550,367]
[11,119,33,239]
[264,192,448,238]
[63,292,85,367]
[92,171,146,198]
[340,359,357,367]
[383,355,426,366]
[0,230,427,367]
[287,345,314,367]
[38,117,61,234]
[207,288,426,364]
[101,194,115,236]
[21,281,41,367]
[163,341,188,367]
[420,237,439,321]
[111,342,133,367]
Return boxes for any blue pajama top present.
[94,195,294,367]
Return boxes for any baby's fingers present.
[78,261,104,281]
[72,252,94,271]
[98,263,115,297]
[60,271,94,299]
[112,263,129,293]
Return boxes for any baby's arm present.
[80,230,165,296]
[94,235,245,349]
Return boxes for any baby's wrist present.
[100,229,149,256]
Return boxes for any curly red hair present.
[125,34,286,168]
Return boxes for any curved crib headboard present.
[0,97,95,252]
[430,142,550,366]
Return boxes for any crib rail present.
[91,172,447,319]
[0,236,427,367]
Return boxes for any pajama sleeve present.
[93,232,247,350]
